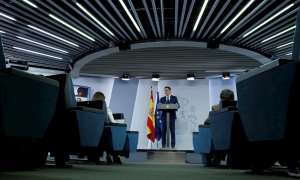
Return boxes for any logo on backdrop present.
[176,97,198,135]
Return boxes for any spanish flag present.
[147,87,155,142]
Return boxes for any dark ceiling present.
[0,0,299,79]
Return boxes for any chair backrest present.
[0,68,59,138]
[47,73,77,110]
[77,100,104,109]
[221,100,237,108]
[237,61,299,141]
[0,35,6,70]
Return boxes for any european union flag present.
[155,91,162,141]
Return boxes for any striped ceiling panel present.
[0,0,299,78]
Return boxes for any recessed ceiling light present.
[122,74,130,81]
[187,73,195,80]
[222,72,230,80]
[152,74,159,81]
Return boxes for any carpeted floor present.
[0,162,292,180]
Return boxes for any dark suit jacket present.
[159,95,180,120]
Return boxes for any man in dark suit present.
[159,86,180,149]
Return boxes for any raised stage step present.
[120,150,203,164]
[147,151,186,164]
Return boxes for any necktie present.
[166,97,170,104]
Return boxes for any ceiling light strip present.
[255,34,295,50]
[191,0,209,37]
[13,47,63,60]
[197,0,220,38]
[22,0,38,8]
[28,25,79,47]
[261,25,296,43]
[4,51,66,65]
[243,21,296,47]
[276,42,294,49]
[160,0,165,37]
[107,0,138,40]
[142,0,158,38]
[16,36,68,54]
[174,0,179,37]
[181,0,195,37]
[49,14,95,42]
[178,0,187,37]
[238,10,298,45]
[223,0,268,39]
[0,30,5,33]
[0,12,17,21]
[76,2,114,37]
[83,0,122,41]
[210,0,243,38]
[60,1,109,43]
[243,3,294,38]
[261,38,294,51]
[41,1,102,43]
[2,2,91,49]
[151,0,162,38]
[128,0,147,38]
[47,1,106,43]
[202,0,230,39]
[286,52,292,56]
[221,0,255,34]
[119,0,141,33]
[95,0,131,40]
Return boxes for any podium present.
[157,103,179,148]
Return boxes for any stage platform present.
[120,149,203,164]
[47,150,203,165]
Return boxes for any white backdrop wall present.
[72,76,115,106]
[131,79,210,150]
[130,79,158,150]
[157,79,210,150]
[109,78,140,129]
[208,76,237,108]
[72,75,237,151]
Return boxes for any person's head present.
[212,104,219,111]
[77,87,84,97]
[220,89,234,100]
[164,86,171,96]
[92,91,105,101]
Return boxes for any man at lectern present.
[159,86,180,149]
